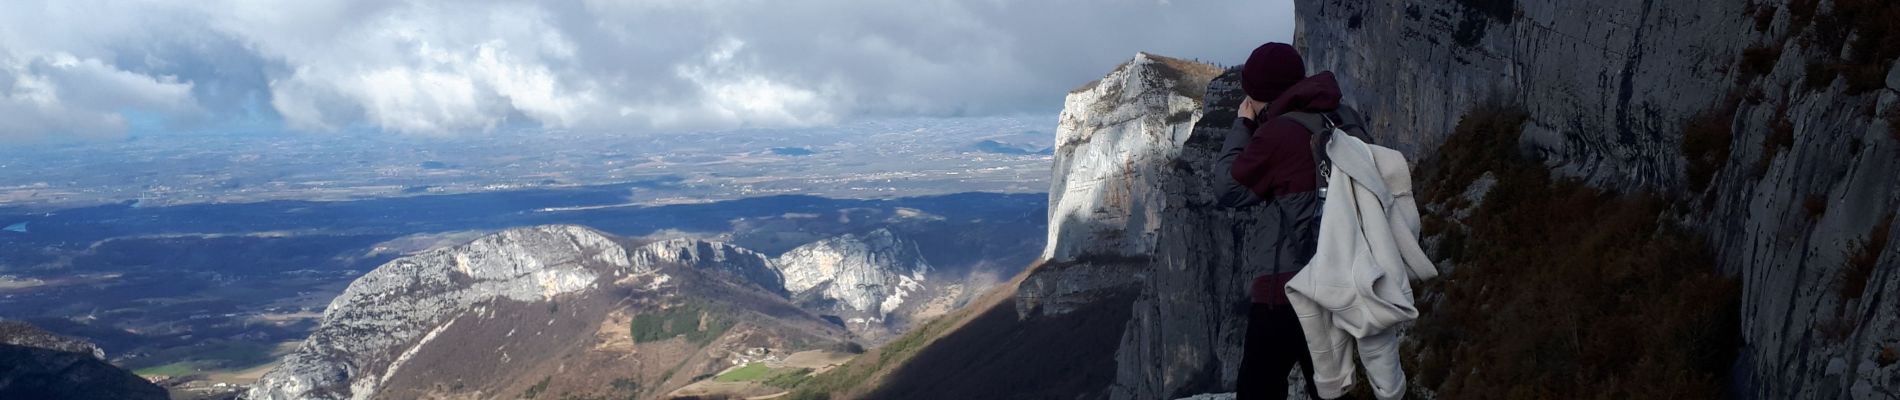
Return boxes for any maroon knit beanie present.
[1241,43,1306,102]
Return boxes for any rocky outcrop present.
[775,229,932,340]
[0,321,166,400]
[247,225,624,400]
[0,321,107,360]
[634,238,785,295]
[1027,52,1265,399]
[1294,0,1900,398]
[246,225,847,400]
[1043,53,1217,262]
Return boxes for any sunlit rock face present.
[1295,0,1900,397]
[1030,52,1284,399]
[775,228,931,341]
[246,225,626,400]
[634,237,784,295]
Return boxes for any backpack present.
[1279,107,1372,200]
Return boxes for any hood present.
[1263,71,1344,119]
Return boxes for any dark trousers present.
[1236,303,1322,400]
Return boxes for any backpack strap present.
[1280,106,1371,200]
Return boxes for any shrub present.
[1405,104,1742,399]
[1795,0,1900,94]
[1754,6,1778,32]
[1738,45,1782,83]
[1886,105,1900,143]
[1682,104,1736,192]
[1839,214,1893,300]
[1804,194,1828,220]
[1420,104,1530,205]
[1456,0,1516,22]
[1758,104,1796,174]
[1804,61,1839,91]
[1880,346,1898,367]
[1789,0,1821,32]
[524,376,552,398]
[1816,316,1858,344]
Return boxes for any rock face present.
[634,237,785,296]
[248,225,616,400]
[0,321,166,400]
[0,321,107,360]
[775,229,932,340]
[246,225,848,400]
[1025,52,1266,399]
[1293,0,1900,398]
[1043,53,1214,262]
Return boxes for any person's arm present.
[1233,118,1309,201]
[1213,117,1264,208]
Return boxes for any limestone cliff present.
[1294,0,1899,397]
[634,237,785,296]
[1021,52,1256,399]
[775,228,932,341]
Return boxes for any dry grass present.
[1405,104,1741,399]
[1879,346,1898,367]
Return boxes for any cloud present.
[0,0,1292,141]
[0,52,200,142]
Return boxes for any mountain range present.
[245,224,976,399]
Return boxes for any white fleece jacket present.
[1283,132,1437,400]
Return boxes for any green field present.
[128,340,278,378]
[133,361,203,377]
[714,362,812,388]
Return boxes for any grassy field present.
[129,340,280,379]
[134,361,203,377]
[713,362,812,388]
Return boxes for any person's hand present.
[1237,97,1262,121]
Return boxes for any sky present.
[0,0,1293,143]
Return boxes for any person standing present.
[1210,42,1349,400]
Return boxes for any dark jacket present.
[1214,72,1346,304]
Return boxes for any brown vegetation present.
[1804,194,1828,220]
[1738,45,1782,83]
[1886,105,1900,143]
[1839,214,1893,300]
[1753,5,1778,32]
[1681,102,1736,192]
[1788,0,1821,32]
[1759,104,1797,175]
[1794,0,1900,94]
[1879,346,1898,367]
[1406,104,1741,399]
[1816,316,1859,344]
